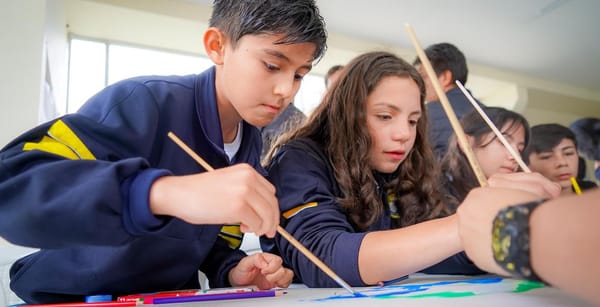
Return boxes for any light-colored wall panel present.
[44,0,69,117]
[66,0,210,57]
[0,1,46,147]
[524,88,600,126]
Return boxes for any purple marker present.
[152,289,285,304]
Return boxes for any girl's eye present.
[409,119,418,126]
[265,62,279,71]
[294,74,305,81]
[377,114,392,120]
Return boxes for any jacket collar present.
[194,67,261,166]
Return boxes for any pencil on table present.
[167,132,363,297]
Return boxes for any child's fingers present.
[238,190,277,236]
[229,165,278,236]
[519,172,561,198]
[487,172,560,199]
[246,189,279,237]
[252,253,269,269]
[253,253,292,287]
[237,203,264,236]
[247,174,280,236]
[271,268,294,288]
[259,266,293,288]
[230,254,264,285]
[257,253,283,273]
[251,169,277,195]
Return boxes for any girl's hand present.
[457,187,540,274]
[487,172,561,199]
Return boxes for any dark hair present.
[413,42,468,84]
[270,51,446,230]
[324,64,344,86]
[209,0,327,61]
[569,118,600,160]
[441,107,530,203]
[523,124,577,164]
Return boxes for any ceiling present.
[316,0,600,93]
[187,0,600,95]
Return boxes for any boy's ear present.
[204,27,226,65]
[438,70,454,89]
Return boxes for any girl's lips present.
[263,104,281,114]
[384,151,405,160]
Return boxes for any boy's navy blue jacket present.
[0,67,261,303]
[265,138,483,288]
[428,87,484,159]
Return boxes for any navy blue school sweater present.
[427,87,484,159]
[0,67,261,303]
[264,138,483,288]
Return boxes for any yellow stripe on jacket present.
[23,120,96,160]
[219,224,243,249]
[282,202,318,219]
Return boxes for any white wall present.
[0,1,46,147]
[524,88,600,126]
[44,0,69,118]
[0,0,68,148]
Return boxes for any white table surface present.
[147,274,592,306]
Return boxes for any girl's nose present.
[392,122,411,142]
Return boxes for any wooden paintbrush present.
[167,131,363,297]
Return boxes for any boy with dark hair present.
[570,117,600,181]
[324,64,344,89]
[413,42,484,159]
[0,0,327,303]
[523,124,597,196]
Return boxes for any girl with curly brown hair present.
[262,51,488,288]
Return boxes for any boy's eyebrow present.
[263,49,313,70]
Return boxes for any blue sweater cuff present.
[333,232,367,286]
[123,169,172,235]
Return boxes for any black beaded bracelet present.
[492,199,547,283]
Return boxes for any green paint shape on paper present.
[513,281,544,293]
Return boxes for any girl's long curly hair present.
[267,51,447,230]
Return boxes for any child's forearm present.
[358,215,461,284]
[530,190,600,305]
